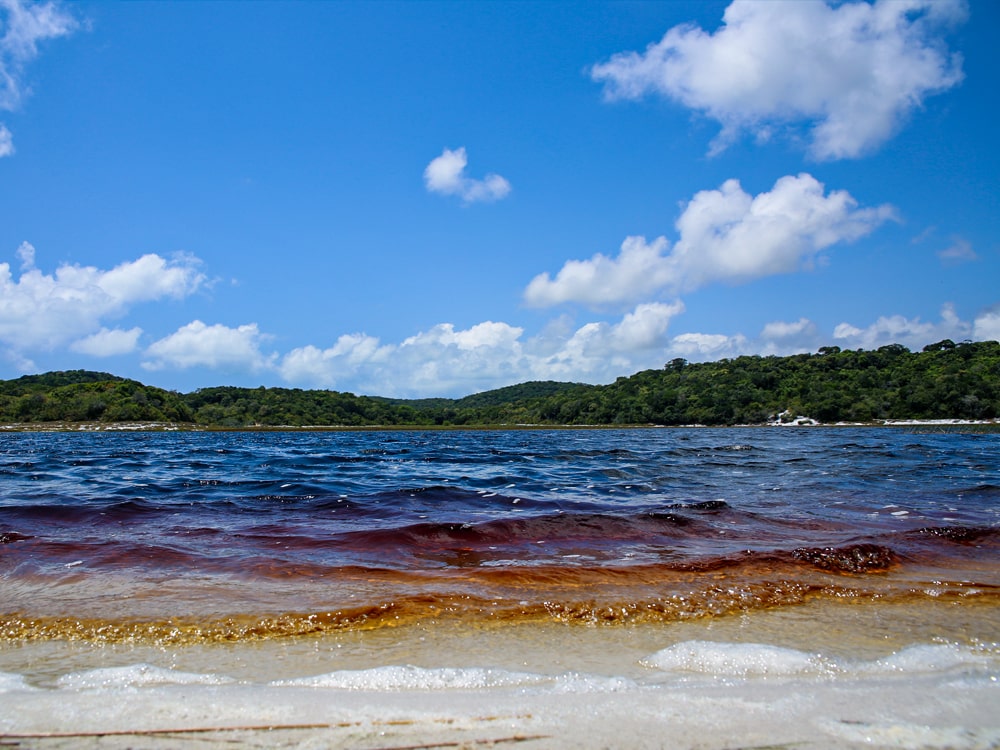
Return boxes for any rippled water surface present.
[1,427,998,639]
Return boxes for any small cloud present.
[760,318,814,341]
[15,240,34,269]
[668,332,749,360]
[424,147,511,204]
[0,123,12,157]
[937,236,977,264]
[590,0,967,160]
[142,321,275,372]
[70,327,143,357]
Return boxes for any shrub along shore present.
[1,340,997,429]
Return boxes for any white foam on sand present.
[1,640,998,749]
[273,664,548,690]
[55,663,236,690]
[642,640,832,676]
[641,640,997,680]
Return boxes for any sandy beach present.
[3,598,999,749]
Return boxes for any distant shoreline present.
[2,419,998,433]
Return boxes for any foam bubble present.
[55,663,235,690]
[644,641,1000,680]
[643,641,830,676]
[273,665,548,691]
[0,671,36,693]
[865,644,996,675]
[549,672,637,693]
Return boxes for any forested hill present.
[1,340,998,428]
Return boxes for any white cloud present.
[424,147,511,204]
[833,303,970,350]
[668,332,749,360]
[278,334,393,390]
[274,305,686,398]
[590,0,966,160]
[760,318,814,341]
[972,306,1000,343]
[70,327,142,357]
[0,245,205,353]
[1,0,78,153]
[524,236,675,308]
[142,321,275,372]
[665,317,818,362]
[0,122,12,156]
[937,236,977,264]
[525,174,893,308]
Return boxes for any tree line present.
[1,340,997,428]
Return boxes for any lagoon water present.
[1,427,998,748]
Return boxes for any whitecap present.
[642,641,830,677]
[55,663,235,690]
[643,641,999,680]
[272,664,548,691]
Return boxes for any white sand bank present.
[2,646,998,749]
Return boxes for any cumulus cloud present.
[564,302,684,358]
[0,245,205,354]
[833,303,971,350]
[142,321,275,372]
[664,317,820,362]
[524,236,674,308]
[278,334,393,390]
[526,174,893,308]
[668,332,749,360]
[281,322,529,396]
[1,0,79,155]
[424,147,511,203]
[590,0,966,160]
[533,302,685,382]
[70,327,142,357]
[973,306,1000,342]
[274,305,686,398]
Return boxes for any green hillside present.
[1,340,997,427]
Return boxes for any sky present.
[0,0,998,398]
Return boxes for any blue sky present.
[1,0,997,398]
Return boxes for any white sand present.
[2,664,999,749]
[3,600,998,749]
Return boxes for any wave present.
[3,641,995,696]
[3,570,998,644]
[642,641,998,678]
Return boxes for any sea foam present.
[272,664,548,691]
[643,640,831,676]
[0,671,36,693]
[643,641,999,679]
[55,663,235,690]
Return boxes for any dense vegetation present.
[1,340,998,428]
[0,371,194,423]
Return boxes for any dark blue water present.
[1,427,998,639]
